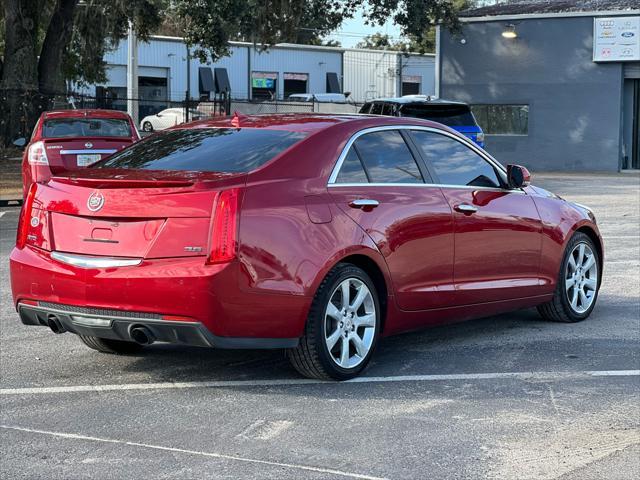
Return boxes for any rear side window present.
[353,130,423,184]
[411,131,501,188]
[400,104,477,127]
[382,104,396,116]
[336,149,369,183]
[43,119,131,138]
[97,128,307,173]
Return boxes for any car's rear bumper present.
[17,301,298,349]
[10,245,309,342]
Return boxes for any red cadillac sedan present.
[10,114,603,380]
[19,109,140,196]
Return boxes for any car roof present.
[366,96,469,106]
[176,112,455,134]
[42,109,133,120]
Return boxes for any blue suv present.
[359,96,485,148]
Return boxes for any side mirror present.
[13,137,27,148]
[507,164,531,189]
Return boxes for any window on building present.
[284,73,308,98]
[252,72,278,100]
[401,75,421,96]
[471,105,529,135]
[410,131,502,188]
[353,130,423,184]
[336,149,369,183]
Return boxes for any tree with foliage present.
[1,0,465,145]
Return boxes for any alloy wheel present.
[565,242,598,314]
[324,278,377,369]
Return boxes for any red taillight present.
[16,184,37,249]
[207,188,240,264]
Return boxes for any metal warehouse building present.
[79,36,435,121]
[437,0,640,171]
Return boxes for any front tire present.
[537,232,600,323]
[287,264,381,380]
[142,121,153,132]
[78,335,144,354]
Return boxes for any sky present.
[324,8,404,48]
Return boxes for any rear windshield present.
[399,104,477,127]
[96,128,307,173]
[43,118,131,138]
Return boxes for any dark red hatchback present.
[10,114,603,380]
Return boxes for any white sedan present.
[140,108,206,132]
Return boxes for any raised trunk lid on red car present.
[29,169,246,259]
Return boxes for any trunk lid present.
[44,137,134,172]
[35,170,246,259]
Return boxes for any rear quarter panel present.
[236,126,394,336]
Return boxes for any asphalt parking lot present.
[1,173,638,479]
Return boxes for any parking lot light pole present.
[126,23,139,126]
[185,45,191,123]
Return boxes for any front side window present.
[359,103,372,114]
[352,130,423,184]
[96,128,307,173]
[411,131,502,188]
[369,103,384,115]
[43,118,131,138]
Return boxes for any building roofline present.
[460,9,640,23]
[147,35,434,57]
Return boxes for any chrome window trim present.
[327,125,508,187]
[51,251,142,268]
[327,182,524,194]
[60,149,117,155]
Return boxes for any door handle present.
[349,199,380,209]
[454,203,478,214]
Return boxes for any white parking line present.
[0,212,6,219]
[1,370,638,396]
[602,236,640,239]
[0,425,387,480]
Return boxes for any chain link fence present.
[5,90,364,139]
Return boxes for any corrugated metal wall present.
[250,46,342,99]
[343,50,435,102]
[78,36,434,104]
[343,50,398,102]
[402,55,436,97]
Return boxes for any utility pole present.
[126,22,139,126]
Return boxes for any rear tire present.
[287,263,381,380]
[142,121,153,132]
[78,335,144,354]
[537,232,600,323]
